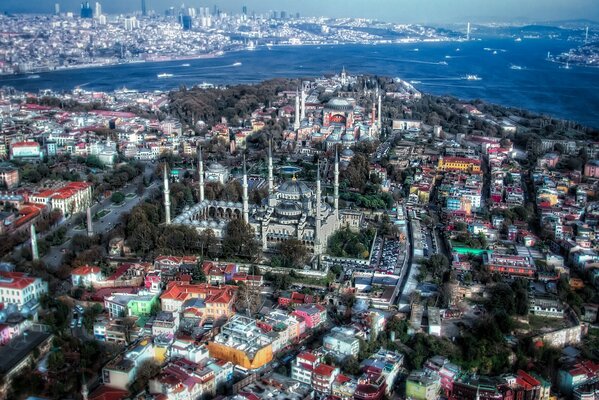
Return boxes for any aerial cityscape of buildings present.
[0,2,597,400]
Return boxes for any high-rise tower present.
[141,0,147,16]
[163,164,171,225]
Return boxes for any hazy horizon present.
[2,0,598,25]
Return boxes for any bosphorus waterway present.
[1,38,598,127]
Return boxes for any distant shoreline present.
[0,38,459,78]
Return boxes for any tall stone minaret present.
[81,375,89,400]
[378,93,382,128]
[268,139,274,194]
[294,90,300,130]
[30,224,39,261]
[86,206,93,237]
[242,156,249,223]
[334,148,339,222]
[300,87,306,120]
[198,148,205,202]
[163,164,171,225]
[315,162,322,255]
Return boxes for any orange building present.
[208,315,274,370]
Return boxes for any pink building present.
[584,160,599,178]
[292,304,326,329]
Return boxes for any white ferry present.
[157,73,174,78]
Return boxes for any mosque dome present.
[326,97,353,112]
[278,180,312,197]
[207,162,226,173]
[342,133,355,142]
[276,201,303,218]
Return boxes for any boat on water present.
[438,61,448,65]
[181,63,190,67]
[409,80,422,84]
[493,50,498,55]
[445,55,452,59]
[510,64,524,70]
[560,62,571,70]
[515,37,522,42]
[232,62,242,67]
[464,74,482,81]
[157,73,174,78]
[26,74,40,79]
[412,48,419,52]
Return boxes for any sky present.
[2,0,598,24]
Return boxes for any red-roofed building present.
[312,363,340,395]
[354,373,386,400]
[291,351,320,385]
[10,141,41,160]
[558,360,599,397]
[29,181,92,217]
[160,282,237,319]
[88,385,129,400]
[148,358,217,399]
[71,265,103,287]
[278,291,316,308]
[202,261,237,285]
[0,271,48,309]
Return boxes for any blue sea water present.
[1,38,598,127]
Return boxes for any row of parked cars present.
[70,304,84,329]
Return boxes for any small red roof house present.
[71,265,103,287]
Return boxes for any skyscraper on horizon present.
[141,0,147,16]
[54,3,60,15]
[80,2,93,18]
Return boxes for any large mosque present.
[166,143,340,255]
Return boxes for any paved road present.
[43,163,157,270]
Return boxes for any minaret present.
[81,375,89,400]
[86,206,93,237]
[242,156,249,223]
[334,149,339,222]
[267,139,274,194]
[163,164,171,225]
[294,90,300,130]
[300,87,306,120]
[315,161,322,255]
[30,224,39,261]
[198,148,205,202]
[377,94,382,128]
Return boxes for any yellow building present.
[437,156,481,173]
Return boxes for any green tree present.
[111,191,126,204]
[222,219,261,260]
[278,239,309,269]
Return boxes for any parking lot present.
[370,237,403,275]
